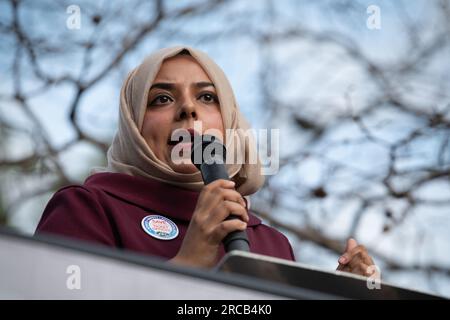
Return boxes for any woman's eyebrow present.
[150,82,175,90]
[149,82,214,90]
[194,82,215,89]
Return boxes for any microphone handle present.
[199,162,250,253]
[222,218,250,252]
[199,161,229,184]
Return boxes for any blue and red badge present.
[141,215,179,240]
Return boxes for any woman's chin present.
[170,163,198,174]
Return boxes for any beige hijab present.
[95,46,264,196]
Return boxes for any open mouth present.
[167,128,199,147]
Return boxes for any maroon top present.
[35,172,295,264]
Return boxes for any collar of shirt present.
[84,172,262,227]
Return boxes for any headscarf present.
[93,46,264,196]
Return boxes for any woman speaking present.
[35,46,375,275]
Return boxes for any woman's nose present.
[176,98,197,121]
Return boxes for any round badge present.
[141,215,179,240]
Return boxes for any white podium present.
[0,227,442,300]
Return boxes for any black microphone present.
[191,134,250,253]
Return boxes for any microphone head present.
[191,135,226,170]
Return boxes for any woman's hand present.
[169,179,248,268]
[336,238,378,278]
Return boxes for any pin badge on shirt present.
[141,215,179,240]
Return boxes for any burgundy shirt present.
[35,172,295,263]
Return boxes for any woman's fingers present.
[207,200,249,225]
[224,200,249,222]
[339,263,372,277]
[197,180,245,212]
[341,258,376,277]
[350,246,374,266]
[345,238,358,252]
[339,244,372,265]
[210,218,247,244]
[174,178,249,268]
[346,252,366,271]
[337,248,374,276]
[220,188,246,207]
[338,238,359,264]
[204,179,236,192]
[337,239,376,277]
[199,179,248,223]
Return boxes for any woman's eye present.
[150,95,172,106]
[199,93,217,103]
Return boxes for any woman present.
[36,46,375,275]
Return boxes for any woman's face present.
[141,55,224,174]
